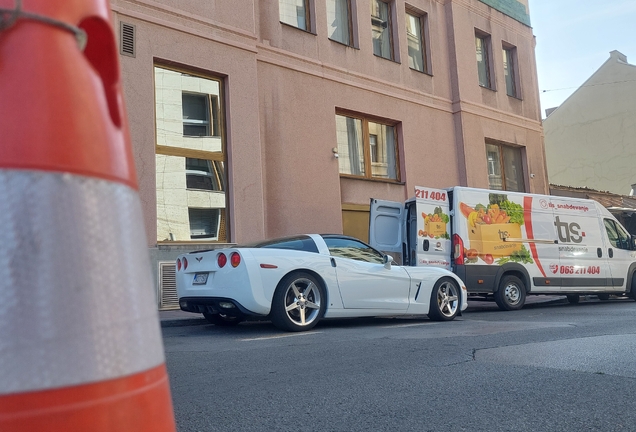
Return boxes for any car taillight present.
[217,253,227,268]
[453,234,464,265]
[183,257,188,270]
[230,252,241,267]
[177,258,181,271]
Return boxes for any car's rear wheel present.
[270,272,326,332]
[428,278,461,321]
[203,312,244,326]
[495,275,526,311]
[566,294,580,304]
[597,294,610,301]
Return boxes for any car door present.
[603,218,633,290]
[323,236,410,310]
[552,202,611,292]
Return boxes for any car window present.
[604,219,620,249]
[247,236,319,253]
[323,237,384,264]
[609,220,631,250]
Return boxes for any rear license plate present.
[193,273,209,285]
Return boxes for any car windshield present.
[242,235,319,253]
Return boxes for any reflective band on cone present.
[0,0,176,430]
[0,365,173,431]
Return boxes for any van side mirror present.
[632,235,636,250]
[383,254,393,269]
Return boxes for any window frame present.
[371,0,395,61]
[405,8,429,74]
[279,0,312,32]
[327,0,354,46]
[154,63,230,243]
[502,42,520,99]
[475,30,494,90]
[335,109,401,183]
[485,141,525,192]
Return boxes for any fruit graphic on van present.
[462,194,524,259]
[421,206,450,239]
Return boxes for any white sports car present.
[176,234,468,331]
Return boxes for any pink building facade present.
[111,0,546,307]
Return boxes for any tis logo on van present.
[554,216,585,243]
[498,229,511,240]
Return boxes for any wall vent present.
[158,262,178,310]
[120,22,135,57]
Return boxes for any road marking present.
[380,322,439,329]
[241,331,323,342]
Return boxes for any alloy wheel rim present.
[437,281,459,318]
[284,278,321,326]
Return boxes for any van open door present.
[414,186,452,270]
[369,198,404,263]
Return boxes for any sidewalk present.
[159,309,207,328]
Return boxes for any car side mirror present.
[632,235,636,250]
[383,254,393,269]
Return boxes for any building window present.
[486,142,525,192]
[182,93,220,137]
[336,113,399,181]
[475,31,493,89]
[154,66,228,242]
[406,11,427,73]
[189,208,221,240]
[327,0,352,46]
[279,0,309,31]
[503,44,519,98]
[185,158,224,191]
[371,0,393,60]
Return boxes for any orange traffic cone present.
[0,1,176,431]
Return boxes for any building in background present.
[111,0,545,308]
[544,50,636,196]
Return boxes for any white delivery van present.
[370,186,636,310]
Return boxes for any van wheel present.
[495,275,526,311]
[631,279,636,301]
[566,294,580,304]
[597,294,610,301]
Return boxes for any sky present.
[529,0,636,117]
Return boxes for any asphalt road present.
[162,296,636,432]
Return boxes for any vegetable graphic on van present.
[418,206,450,240]
[460,194,533,265]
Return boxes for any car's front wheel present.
[203,312,244,326]
[495,275,526,311]
[566,294,580,304]
[270,272,326,332]
[428,278,461,321]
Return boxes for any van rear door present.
[369,198,404,262]
[413,186,451,270]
